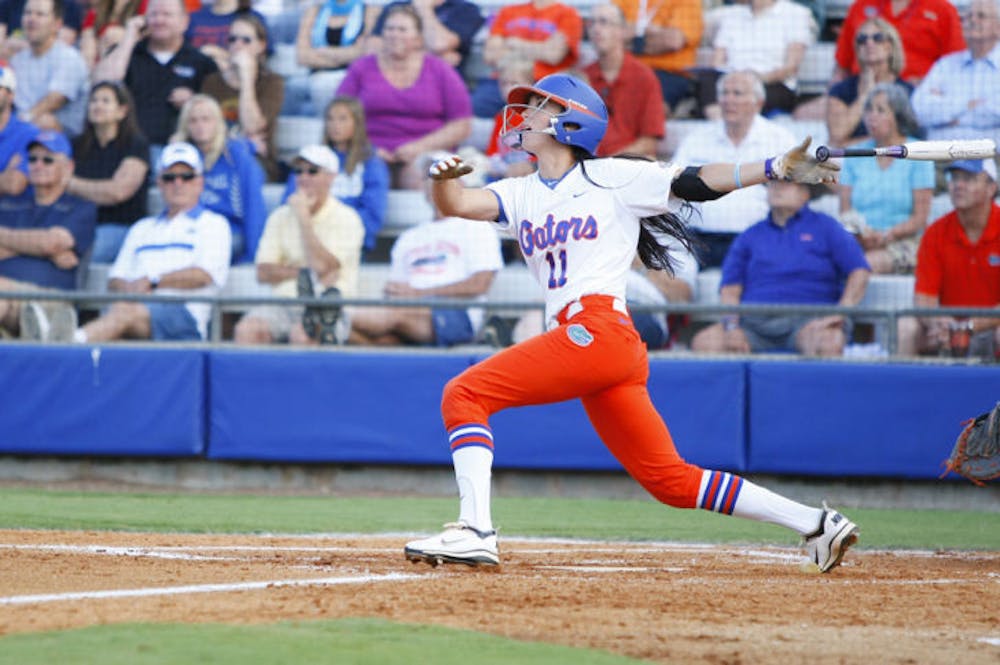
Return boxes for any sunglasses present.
[27,155,56,164]
[160,172,198,183]
[292,166,320,175]
[855,32,888,45]
[227,34,254,44]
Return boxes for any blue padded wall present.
[4,343,994,480]
[209,353,745,471]
[0,346,205,456]
[208,350,470,463]
[649,360,746,470]
[747,361,1000,479]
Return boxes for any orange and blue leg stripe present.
[698,470,744,515]
[449,423,494,452]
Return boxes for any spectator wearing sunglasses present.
[45,141,231,344]
[234,144,363,345]
[834,0,964,84]
[827,18,912,148]
[0,130,95,341]
[185,0,267,62]
[912,0,1000,147]
[169,94,266,264]
[202,13,284,181]
[281,96,389,254]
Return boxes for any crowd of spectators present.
[0,0,996,359]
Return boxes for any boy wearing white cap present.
[59,142,232,342]
[233,144,364,345]
[898,159,1000,358]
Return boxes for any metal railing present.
[1,287,997,357]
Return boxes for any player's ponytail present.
[576,151,700,274]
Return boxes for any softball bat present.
[814,139,997,162]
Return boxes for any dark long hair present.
[75,81,144,160]
[575,148,698,274]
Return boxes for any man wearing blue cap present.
[898,158,1000,358]
[0,129,95,339]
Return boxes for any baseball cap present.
[295,145,339,173]
[158,142,204,174]
[28,130,72,158]
[946,158,997,181]
[0,65,16,93]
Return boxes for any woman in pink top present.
[337,4,471,189]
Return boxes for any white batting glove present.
[428,154,474,181]
[767,137,841,185]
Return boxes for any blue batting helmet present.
[506,74,608,156]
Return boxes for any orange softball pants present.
[441,295,705,509]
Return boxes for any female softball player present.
[404,73,859,573]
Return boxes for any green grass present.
[0,488,997,550]
[0,618,647,665]
[0,487,997,663]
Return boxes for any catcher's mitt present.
[942,401,1000,485]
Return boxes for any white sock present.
[697,470,822,535]
[731,480,823,535]
[73,329,87,344]
[453,446,493,532]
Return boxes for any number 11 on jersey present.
[545,249,567,289]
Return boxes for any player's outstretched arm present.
[695,137,840,194]
[429,155,500,222]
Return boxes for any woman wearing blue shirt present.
[171,94,266,264]
[838,83,934,274]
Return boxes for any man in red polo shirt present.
[898,159,1000,358]
[583,2,664,157]
[834,0,965,84]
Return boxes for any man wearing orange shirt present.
[834,0,964,84]
[584,3,663,156]
[472,0,583,118]
[897,159,1000,358]
[613,0,703,112]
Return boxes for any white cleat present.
[405,522,499,567]
[804,502,859,573]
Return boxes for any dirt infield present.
[0,530,998,664]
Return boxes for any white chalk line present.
[0,572,425,606]
[2,539,994,598]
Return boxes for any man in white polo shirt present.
[54,142,231,342]
[671,70,797,268]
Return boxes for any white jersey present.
[486,159,683,327]
[110,205,232,340]
[389,217,504,332]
